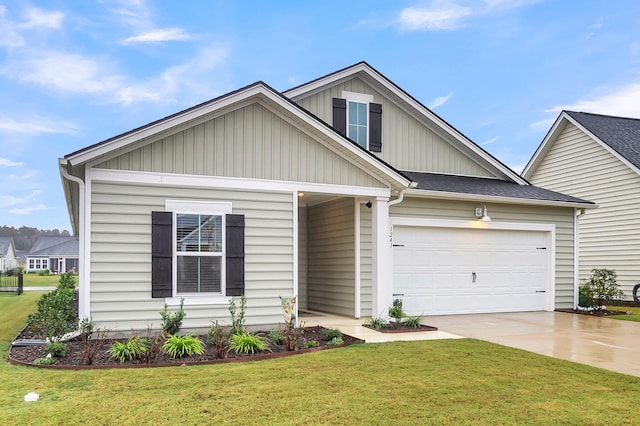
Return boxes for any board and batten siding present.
[95,102,385,189]
[307,198,356,316]
[89,180,294,332]
[359,203,373,317]
[391,198,575,309]
[292,77,493,177]
[528,121,640,300]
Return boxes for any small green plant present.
[388,299,406,324]
[579,284,594,308]
[207,321,231,359]
[321,328,342,341]
[303,339,319,349]
[33,357,54,365]
[26,278,77,341]
[78,317,109,365]
[403,315,423,328]
[366,317,387,329]
[45,341,68,357]
[229,332,271,354]
[228,295,247,335]
[269,329,284,345]
[108,335,151,363]
[278,321,306,351]
[137,327,165,364]
[583,268,624,309]
[160,298,186,335]
[162,334,205,359]
[327,336,344,346]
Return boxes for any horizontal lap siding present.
[308,198,355,316]
[90,181,293,332]
[96,102,385,189]
[391,198,575,308]
[293,77,493,177]
[529,122,640,299]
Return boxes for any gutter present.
[388,182,418,207]
[59,160,89,322]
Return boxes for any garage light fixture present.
[474,206,491,222]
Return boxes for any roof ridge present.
[566,110,640,122]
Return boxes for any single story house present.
[0,237,19,272]
[25,236,79,274]
[60,62,594,333]
[523,111,640,300]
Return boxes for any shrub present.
[303,339,319,349]
[137,327,165,364]
[278,321,306,351]
[388,299,406,323]
[58,272,76,290]
[45,341,68,357]
[108,336,150,363]
[403,316,423,328]
[229,332,271,354]
[366,317,387,329]
[207,321,231,359]
[321,328,342,341]
[78,317,109,365]
[160,298,185,335]
[578,284,594,308]
[33,357,54,365]
[584,268,624,309]
[26,281,76,341]
[162,334,205,359]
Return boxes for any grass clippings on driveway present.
[2,295,640,425]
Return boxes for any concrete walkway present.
[307,310,640,377]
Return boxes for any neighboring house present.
[25,236,79,274]
[0,237,19,272]
[523,110,640,301]
[59,62,593,333]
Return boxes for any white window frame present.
[342,91,374,150]
[165,200,232,305]
[29,257,49,271]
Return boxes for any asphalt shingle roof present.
[0,237,13,256]
[28,237,78,257]
[403,171,594,204]
[566,111,640,170]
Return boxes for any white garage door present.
[393,225,550,316]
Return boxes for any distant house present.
[25,236,79,274]
[523,111,640,301]
[0,237,19,272]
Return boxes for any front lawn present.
[609,305,640,322]
[22,274,70,288]
[1,296,639,425]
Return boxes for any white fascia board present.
[285,63,526,185]
[90,168,392,198]
[405,188,597,209]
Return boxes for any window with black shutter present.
[333,94,382,152]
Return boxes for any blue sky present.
[2,0,640,231]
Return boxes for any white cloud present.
[529,117,555,132]
[122,28,193,44]
[0,113,78,136]
[398,2,471,31]
[480,136,500,146]
[545,83,640,118]
[0,6,64,48]
[21,7,64,29]
[9,204,48,215]
[428,93,453,109]
[0,158,23,167]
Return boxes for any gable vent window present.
[333,91,382,152]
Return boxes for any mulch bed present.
[362,324,438,333]
[9,326,364,369]
[556,308,630,317]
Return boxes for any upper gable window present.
[332,91,382,153]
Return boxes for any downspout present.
[60,160,88,329]
[574,208,586,309]
[387,181,417,207]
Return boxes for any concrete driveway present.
[425,311,640,377]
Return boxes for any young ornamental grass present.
[229,332,271,354]
[108,336,151,363]
[161,334,205,359]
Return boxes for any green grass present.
[21,274,68,288]
[2,296,640,425]
[609,305,640,322]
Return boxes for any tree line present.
[0,225,71,251]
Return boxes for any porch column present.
[371,196,392,318]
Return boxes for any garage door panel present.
[393,225,550,316]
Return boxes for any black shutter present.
[151,211,173,298]
[332,98,347,137]
[226,214,245,296]
[369,102,382,152]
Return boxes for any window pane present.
[177,214,222,252]
[177,256,221,293]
